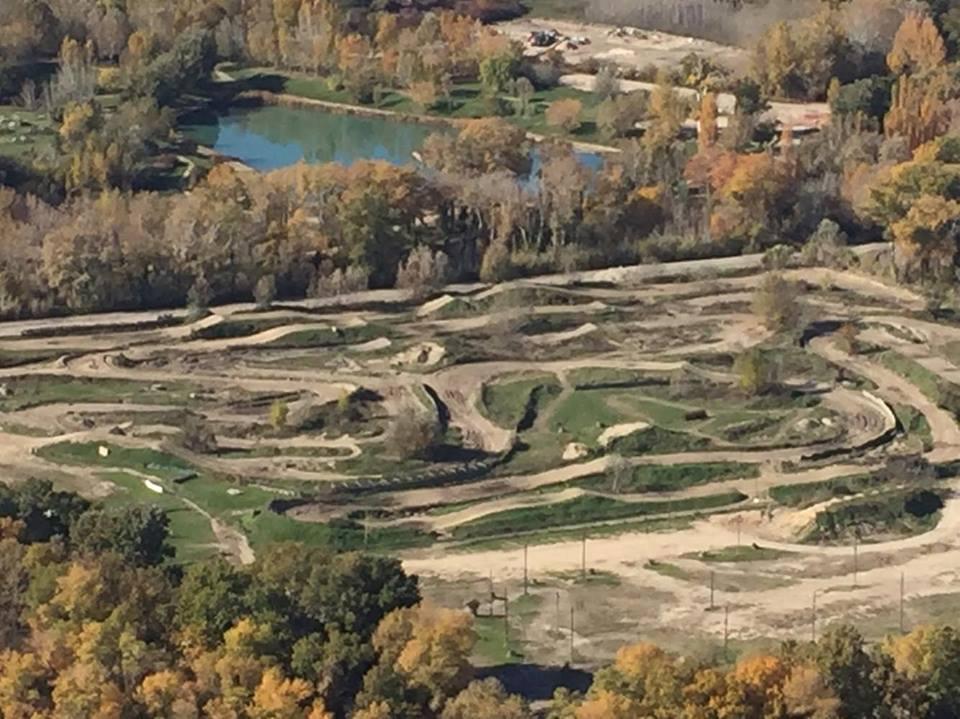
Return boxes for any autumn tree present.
[887,13,947,75]
[890,195,960,282]
[597,92,647,139]
[441,678,530,719]
[752,11,850,100]
[866,135,960,279]
[885,624,960,718]
[782,664,841,718]
[546,98,583,133]
[423,118,530,176]
[884,73,952,150]
[578,642,684,718]
[358,604,475,715]
[698,91,719,150]
[645,73,687,152]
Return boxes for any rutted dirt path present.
[0,241,951,627]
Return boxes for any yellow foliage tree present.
[249,667,315,719]
[440,678,530,719]
[545,99,583,133]
[884,73,951,150]
[138,670,198,717]
[890,195,960,281]
[645,72,687,152]
[373,604,475,712]
[887,13,946,75]
[782,664,841,719]
[698,92,718,151]
[722,655,789,719]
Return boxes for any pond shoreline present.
[238,89,622,157]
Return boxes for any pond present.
[182,104,604,175]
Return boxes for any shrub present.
[269,400,289,430]
[396,246,452,299]
[800,219,855,269]
[181,414,217,454]
[387,410,441,460]
[545,98,583,132]
[253,274,276,308]
[594,64,621,100]
[753,273,803,333]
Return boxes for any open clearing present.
[7,244,960,664]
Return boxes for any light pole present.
[811,588,823,642]
[852,532,860,588]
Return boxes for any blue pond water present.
[183,104,603,174]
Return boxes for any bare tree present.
[396,246,452,299]
[19,81,39,111]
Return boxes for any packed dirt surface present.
[498,18,749,72]
[559,73,832,129]
[7,241,960,662]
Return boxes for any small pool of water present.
[182,104,603,174]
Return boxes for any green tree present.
[752,273,803,333]
[734,348,777,396]
[70,506,172,566]
[816,625,883,719]
[175,559,251,648]
[479,54,517,96]
[270,399,290,430]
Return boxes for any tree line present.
[0,0,956,319]
[0,119,957,318]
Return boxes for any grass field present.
[892,403,933,451]
[878,352,944,401]
[450,491,748,540]
[264,323,393,348]
[241,510,435,552]
[0,376,200,411]
[481,372,562,429]
[0,106,56,160]
[473,592,543,665]
[226,68,608,144]
[687,545,793,562]
[38,442,194,480]
[520,0,587,19]
[574,462,759,493]
[98,471,218,563]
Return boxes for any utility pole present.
[364,511,369,548]
[581,533,587,580]
[735,515,743,546]
[710,571,715,610]
[489,571,494,617]
[555,591,561,634]
[723,605,729,655]
[853,534,859,588]
[811,590,820,642]
[523,544,529,595]
[569,605,575,664]
[504,592,510,649]
[899,572,905,634]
